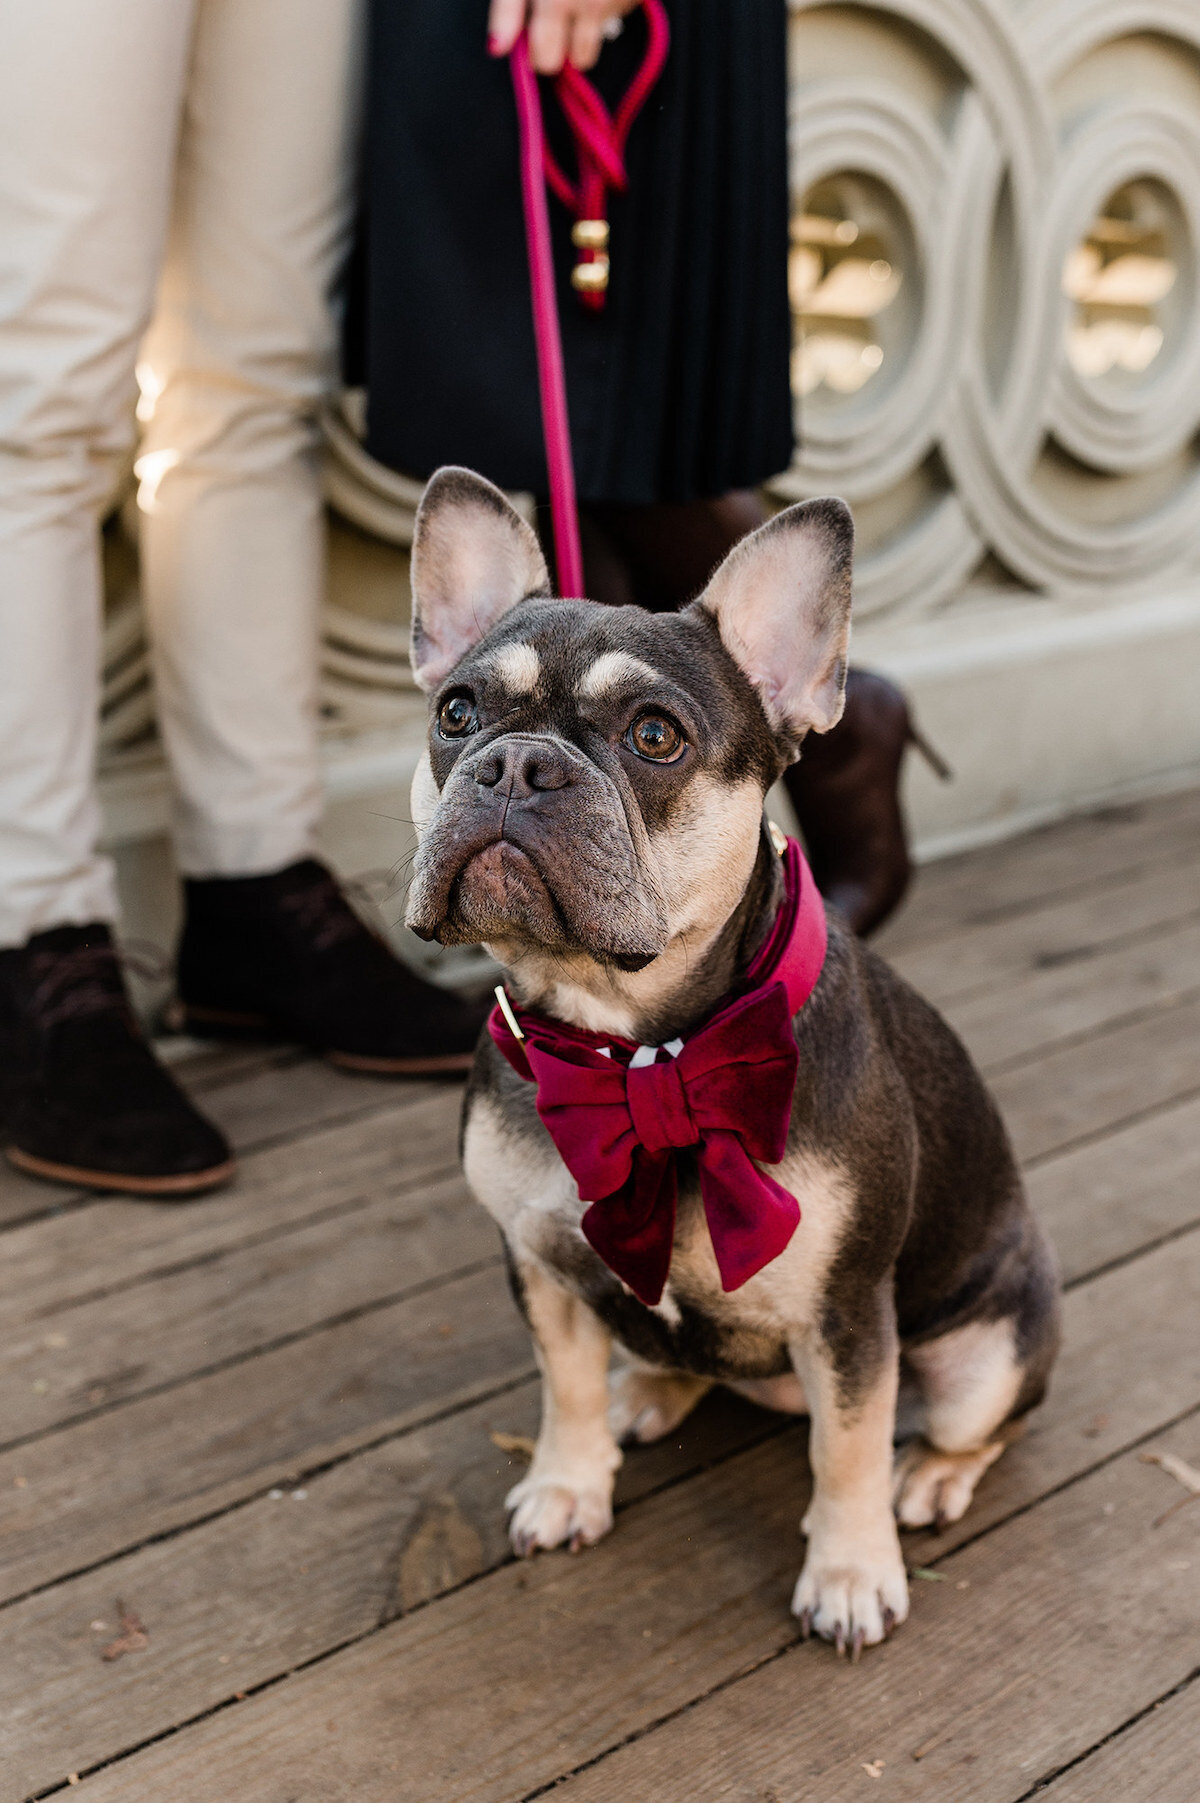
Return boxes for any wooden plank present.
[888,857,1200,1008]
[193,1054,447,1157]
[1028,1091,1200,1285]
[0,1174,498,1446]
[947,915,1200,1074]
[0,1163,60,1236]
[55,1416,1200,1801]
[9,1223,1200,1800]
[877,787,1200,955]
[0,1262,530,1607]
[0,1386,780,1801]
[0,1086,462,1329]
[1035,1680,1200,1802]
[992,993,1200,1164]
[154,1038,294,1092]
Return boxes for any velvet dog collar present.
[488,835,827,1306]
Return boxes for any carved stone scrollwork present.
[779,0,1200,618]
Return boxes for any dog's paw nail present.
[796,1606,812,1641]
[834,1622,846,1658]
[850,1626,866,1664]
[882,1605,896,1635]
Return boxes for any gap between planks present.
[1017,1670,1200,1802]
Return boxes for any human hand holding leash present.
[488,0,642,74]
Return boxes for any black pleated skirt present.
[350,0,795,506]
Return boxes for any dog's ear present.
[409,467,551,693]
[691,498,853,739]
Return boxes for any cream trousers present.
[0,0,363,947]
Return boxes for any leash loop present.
[539,2,670,304]
[508,3,669,596]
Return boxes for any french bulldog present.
[404,466,1060,1655]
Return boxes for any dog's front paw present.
[506,1472,614,1556]
[791,1531,909,1658]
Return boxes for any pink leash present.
[508,2,669,597]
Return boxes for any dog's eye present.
[626,713,685,763]
[438,693,478,738]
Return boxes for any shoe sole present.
[179,1004,475,1076]
[6,1145,237,1198]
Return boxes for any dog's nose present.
[474,738,574,798]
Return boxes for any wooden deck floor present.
[3,789,1200,1801]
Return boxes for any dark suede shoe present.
[177,859,489,1074]
[0,924,234,1195]
[784,670,950,938]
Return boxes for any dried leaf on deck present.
[101,1600,149,1662]
[1141,1449,1200,1525]
[1141,1449,1200,1493]
[490,1431,536,1460]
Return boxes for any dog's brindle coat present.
[405,467,1060,1654]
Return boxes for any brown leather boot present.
[784,670,948,938]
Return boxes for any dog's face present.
[405,469,853,988]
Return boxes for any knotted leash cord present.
[508,1,669,597]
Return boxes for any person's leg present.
[0,0,194,948]
[0,0,232,1191]
[137,0,365,877]
[581,493,919,937]
[146,0,486,1071]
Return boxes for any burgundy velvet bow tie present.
[488,836,828,1306]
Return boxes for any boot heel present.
[907,722,953,783]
